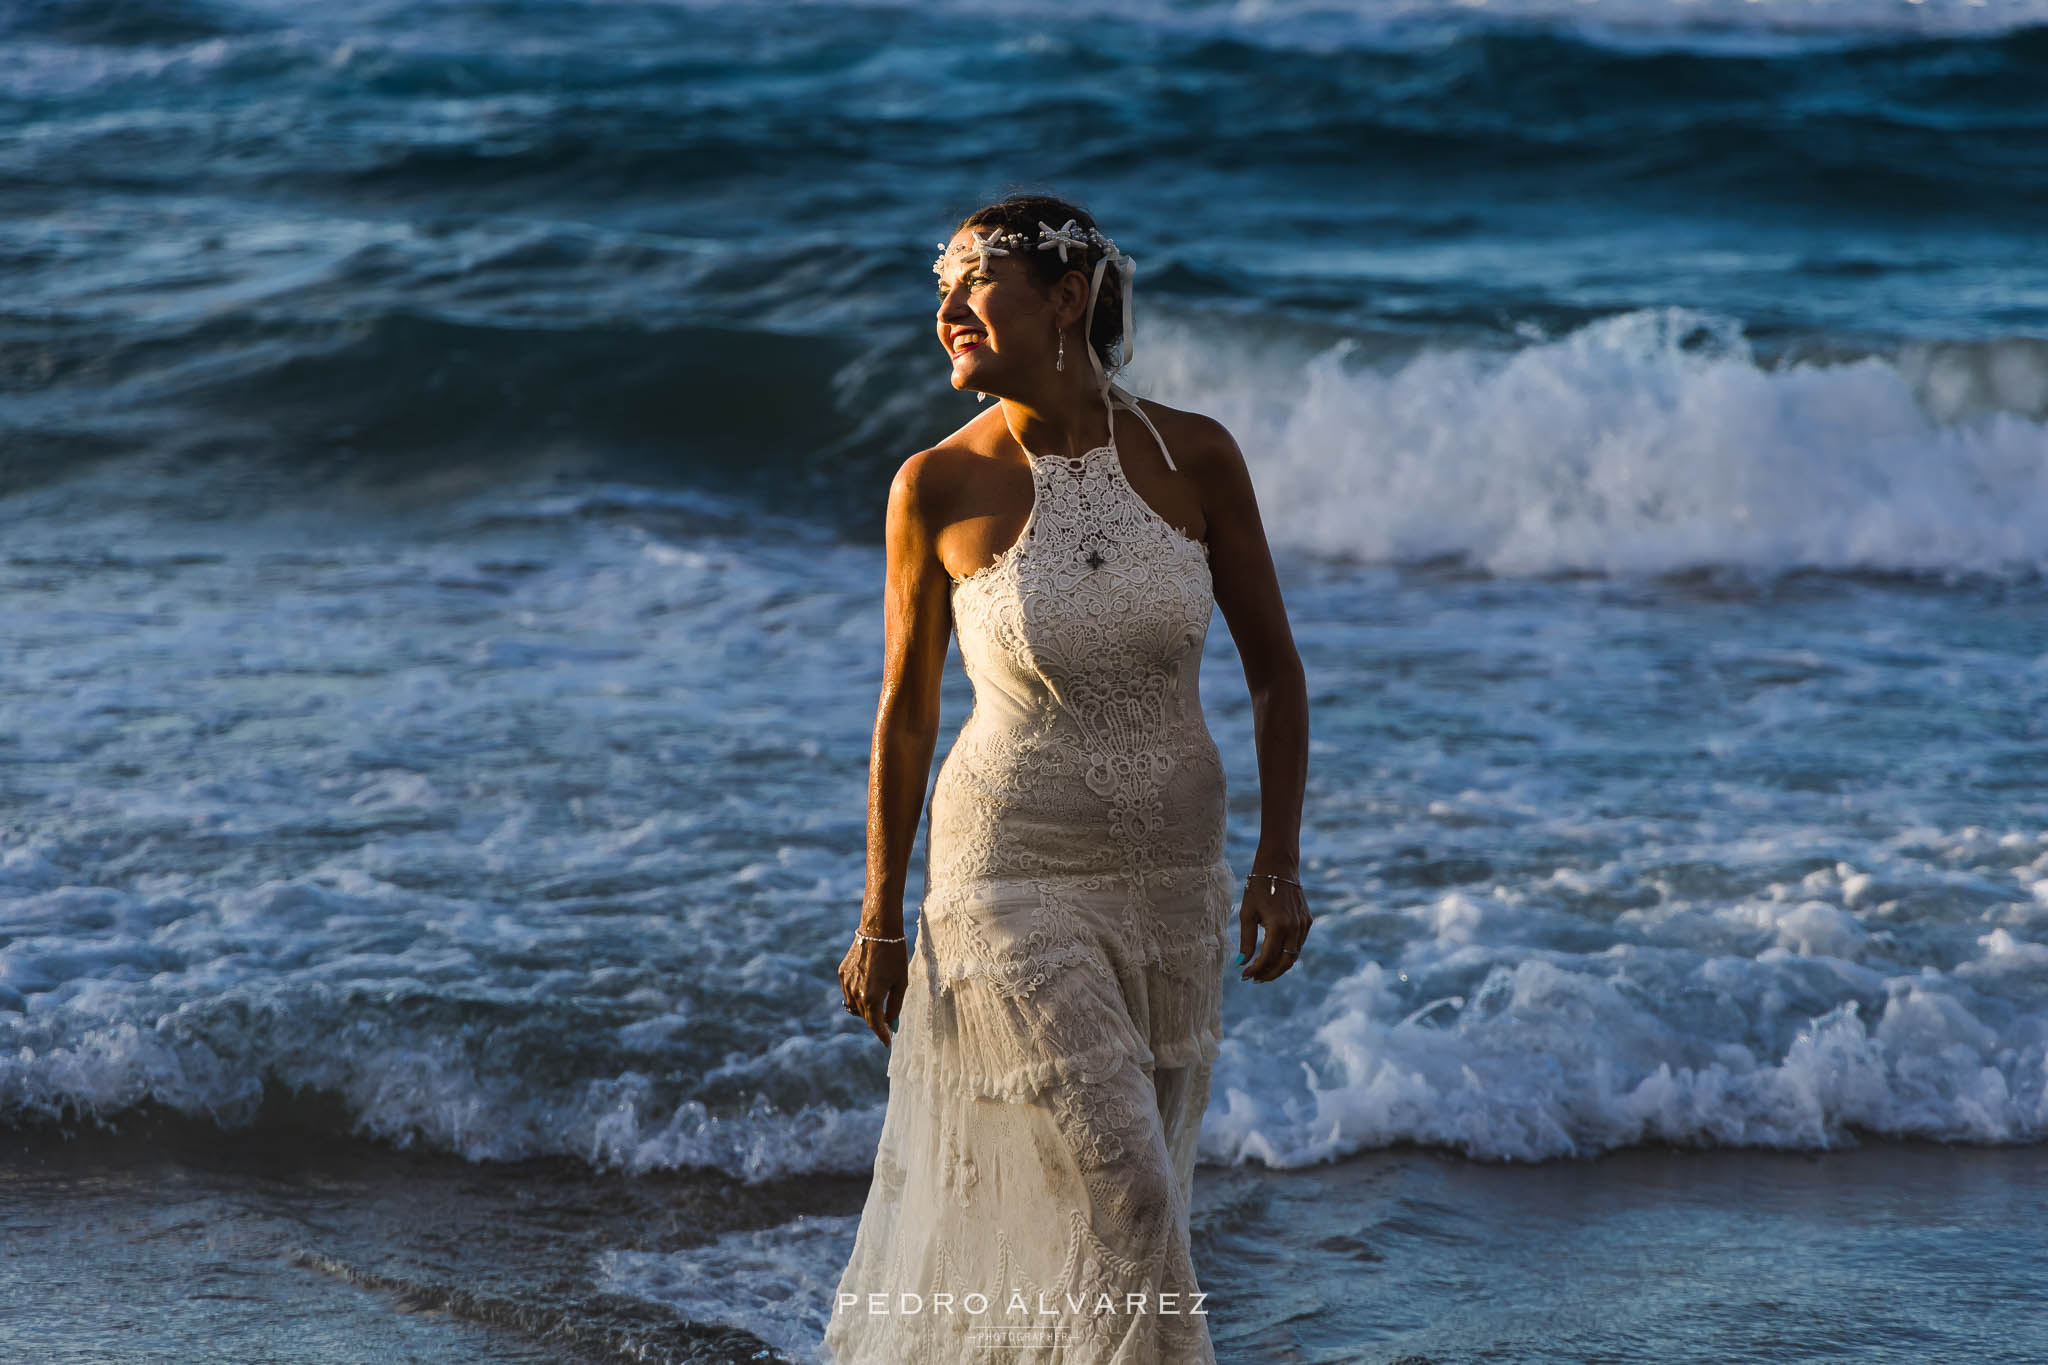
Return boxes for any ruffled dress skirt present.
[820,858,1234,1364]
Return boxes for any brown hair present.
[955,192,1124,375]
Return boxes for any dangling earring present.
[1056,329,1066,373]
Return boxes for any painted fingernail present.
[1234,952,1246,965]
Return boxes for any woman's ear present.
[1053,268,1092,331]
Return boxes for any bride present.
[824,192,1310,1364]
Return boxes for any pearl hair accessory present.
[934,218,1140,403]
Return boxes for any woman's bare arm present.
[1190,420,1312,983]
[839,450,955,1045]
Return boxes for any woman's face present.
[933,227,1056,397]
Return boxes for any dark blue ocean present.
[5,2,2048,1362]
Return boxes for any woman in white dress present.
[825,193,1311,1364]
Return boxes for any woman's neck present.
[998,379,1112,462]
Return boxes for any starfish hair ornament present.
[931,222,1125,277]
[931,227,1022,276]
[1035,218,1091,263]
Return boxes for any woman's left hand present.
[1237,876,1312,983]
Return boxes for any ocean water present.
[5,1,2048,1361]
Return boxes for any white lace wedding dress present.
[822,390,1233,1365]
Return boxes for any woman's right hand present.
[843,450,953,1051]
[839,935,908,1047]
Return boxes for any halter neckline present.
[1016,385,1177,473]
[1023,441,1115,467]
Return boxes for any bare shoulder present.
[888,414,1007,535]
[1125,396,1248,483]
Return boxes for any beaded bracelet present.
[853,930,906,944]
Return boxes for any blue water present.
[5,2,2048,1361]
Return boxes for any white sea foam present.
[1134,308,2048,578]
[1204,832,2048,1165]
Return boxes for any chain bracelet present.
[853,930,906,944]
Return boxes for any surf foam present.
[1135,308,2048,578]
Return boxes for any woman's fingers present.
[1238,887,1312,983]
[841,937,907,1044]
[867,1000,893,1047]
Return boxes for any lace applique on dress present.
[824,395,1233,1365]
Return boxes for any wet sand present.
[7,1104,2043,1365]
[1193,1140,2048,1364]
[1,1104,864,1365]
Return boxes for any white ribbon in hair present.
[1076,234,1172,469]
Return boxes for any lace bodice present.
[932,405,1226,894]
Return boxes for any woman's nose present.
[936,284,974,321]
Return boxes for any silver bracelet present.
[1247,873,1302,894]
[854,930,906,944]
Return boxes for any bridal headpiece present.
[933,218,1140,393]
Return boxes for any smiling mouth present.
[950,333,987,357]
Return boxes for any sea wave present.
[0,991,885,1181]
[1137,308,2048,578]
[9,843,2046,1172]
[12,305,2047,580]
[1207,843,2048,1165]
[6,2,2042,218]
[584,0,2048,48]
